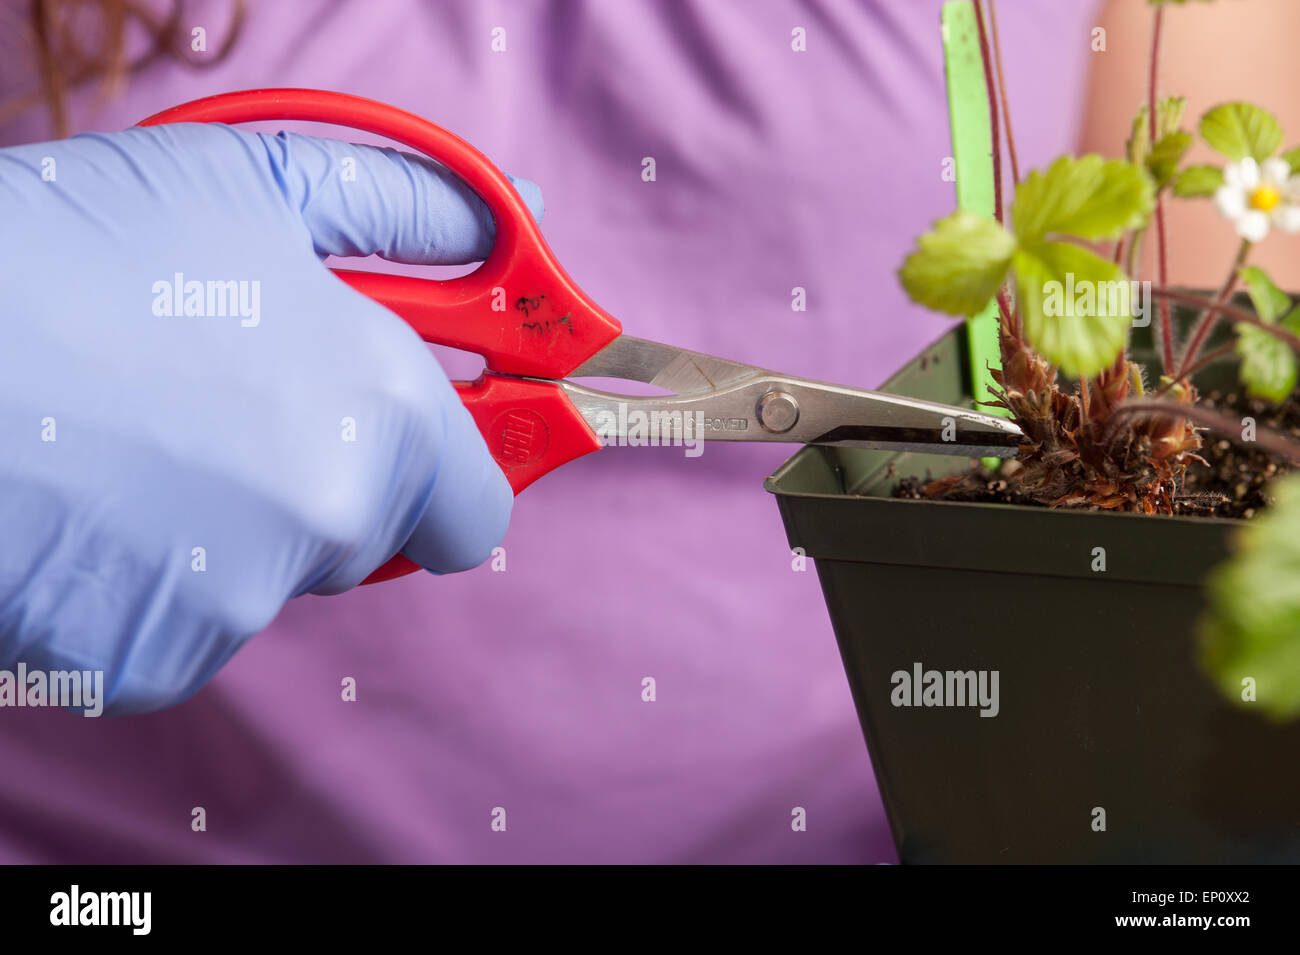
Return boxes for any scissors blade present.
[780,379,1024,456]
[559,337,1024,458]
[569,335,761,394]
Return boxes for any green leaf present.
[1146,130,1193,188]
[1011,155,1154,243]
[1200,102,1283,162]
[1282,146,1300,174]
[898,211,1016,317]
[1239,266,1292,323]
[1200,473,1300,720]
[1233,269,1297,402]
[1173,164,1224,197]
[1127,97,1187,168]
[1012,240,1132,376]
[1235,324,1298,402]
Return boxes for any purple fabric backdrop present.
[0,0,1094,862]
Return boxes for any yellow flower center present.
[1250,185,1281,211]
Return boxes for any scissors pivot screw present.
[757,391,800,433]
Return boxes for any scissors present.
[140,89,1023,583]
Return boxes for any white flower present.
[1214,157,1300,242]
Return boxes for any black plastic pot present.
[766,317,1300,864]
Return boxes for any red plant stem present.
[987,0,1019,185]
[975,2,1021,346]
[1092,372,1114,417]
[1156,342,1234,396]
[1150,284,1300,351]
[1110,349,1126,378]
[973,1,1002,225]
[1153,204,1173,369]
[1108,400,1300,462]
[1174,241,1250,379]
[996,286,1019,340]
[1148,6,1174,376]
[1147,8,1162,142]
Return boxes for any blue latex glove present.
[0,124,542,713]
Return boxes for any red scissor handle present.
[139,89,621,583]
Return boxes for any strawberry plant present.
[897,0,1300,718]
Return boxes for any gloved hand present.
[0,123,541,713]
